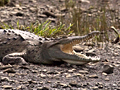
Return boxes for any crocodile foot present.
[2,53,28,65]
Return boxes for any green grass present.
[0,20,73,37]
[28,20,73,37]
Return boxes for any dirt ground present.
[0,0,120,90]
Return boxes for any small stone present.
[66,74,72,78]
[47,81,52,83]
[113,52,119,56]
[1,77,10,81]
[42,69,47,72]
[17,85,26,90]
[79,70,89,74]
[116,61,120,64]
[103,65,114,74]
[68,69,76,72]
[114,44,120,49]
[79,0,90,4]
[29,7,37,13]
[40,73,46,78]
[98,85,103,89]
[10,11,18,15]
[39,81,44,84]
[52,83,68,88]
[112,84,117,87]
[60,7,68,12]
[58,83,68,87]
[47,18,56,22]
[73,73,84,78]
[0,64,12,70]
[113,63,119,67]
[105,78,110,81]
[15,4,21,8]
[2,85,13,89]
[8,73,15,77]
[69,81,78,87]
[28,79,37,84]
[88,74,98,78]
[102,72,107,76]
[55,13,65,17]
[91,86,99,90]
[47,70,58,74]
[37,86,49,90]
[3,68,16,73]
[31,70,38,73]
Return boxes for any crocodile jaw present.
[72,51,100,64]
[60,44,100,65]
[47,31,100,65]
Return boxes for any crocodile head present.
[41,31,100,65]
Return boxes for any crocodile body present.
[0,29,100,65]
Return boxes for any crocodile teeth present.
[87,56,100,61]
[73,50,89,59]
[73,50,100,61]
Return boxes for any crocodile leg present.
[2,51,27,65]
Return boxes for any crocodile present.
[0,29,100,65]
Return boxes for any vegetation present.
[27,20,73,37]
[59,0,119,41]
[0,20,73,37]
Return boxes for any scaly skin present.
[0,29,100,65]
